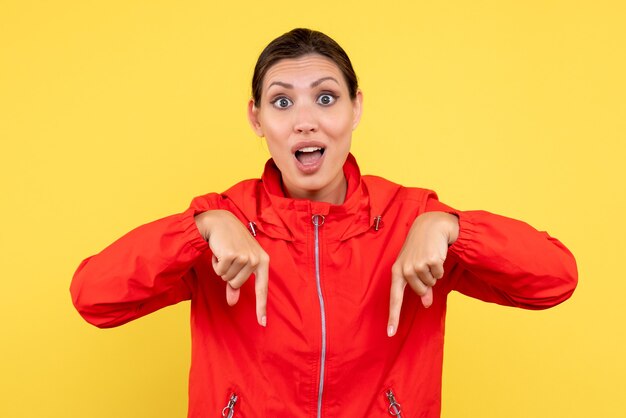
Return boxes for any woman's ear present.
[352,90,363,131]
[247,99,264,137]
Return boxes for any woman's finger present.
[387,270,407,337]
[225,284,240,306]
[420,287,433,308]
[255,254,269,327]
[408,271,433,308]
[429,259,445,280]
[402,265,430,298]
[219,253,251,281]
[212,253,235,278]
[227,260,257,289]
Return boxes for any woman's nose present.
[293,104,318,133]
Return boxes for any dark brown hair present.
[252,28,359,106]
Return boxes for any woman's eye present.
[272,97,293,109]
[317,94,336,106]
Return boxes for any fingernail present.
[260,315,267,327]
[387,325,395,337]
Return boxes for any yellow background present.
[1,1,624,417]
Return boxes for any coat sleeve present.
[70,195,220,328]
[426,198,578,309]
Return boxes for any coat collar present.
[228,154,403,242]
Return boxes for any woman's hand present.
[387,211,459,337]
[195,210,269,327]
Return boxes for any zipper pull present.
[221,393,238,418]
[386,389,402,417]
[312,214,325,227]
[248,221,257,237]
[373,215,383,231]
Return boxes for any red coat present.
[71,154,577,417]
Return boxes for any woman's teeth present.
[298,146,322,153]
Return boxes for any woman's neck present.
[283,175,347,205]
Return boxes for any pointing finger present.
[255,254,269,327]
[387,271,406,337]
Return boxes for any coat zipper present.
[386,389,403,417]
[221,393,238,418]
[312,214,327,418]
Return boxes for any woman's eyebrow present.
[268,81,293,89]
[310,77,340,88]
[267,77,340,90]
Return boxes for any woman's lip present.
[291,141,327,154]
[293,150,325,174]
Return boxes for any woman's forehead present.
[263,54,345,89]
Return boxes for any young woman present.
[70,28,577,418]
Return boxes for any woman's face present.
[248,54,363,204]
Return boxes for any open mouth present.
[295,146,326,165]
